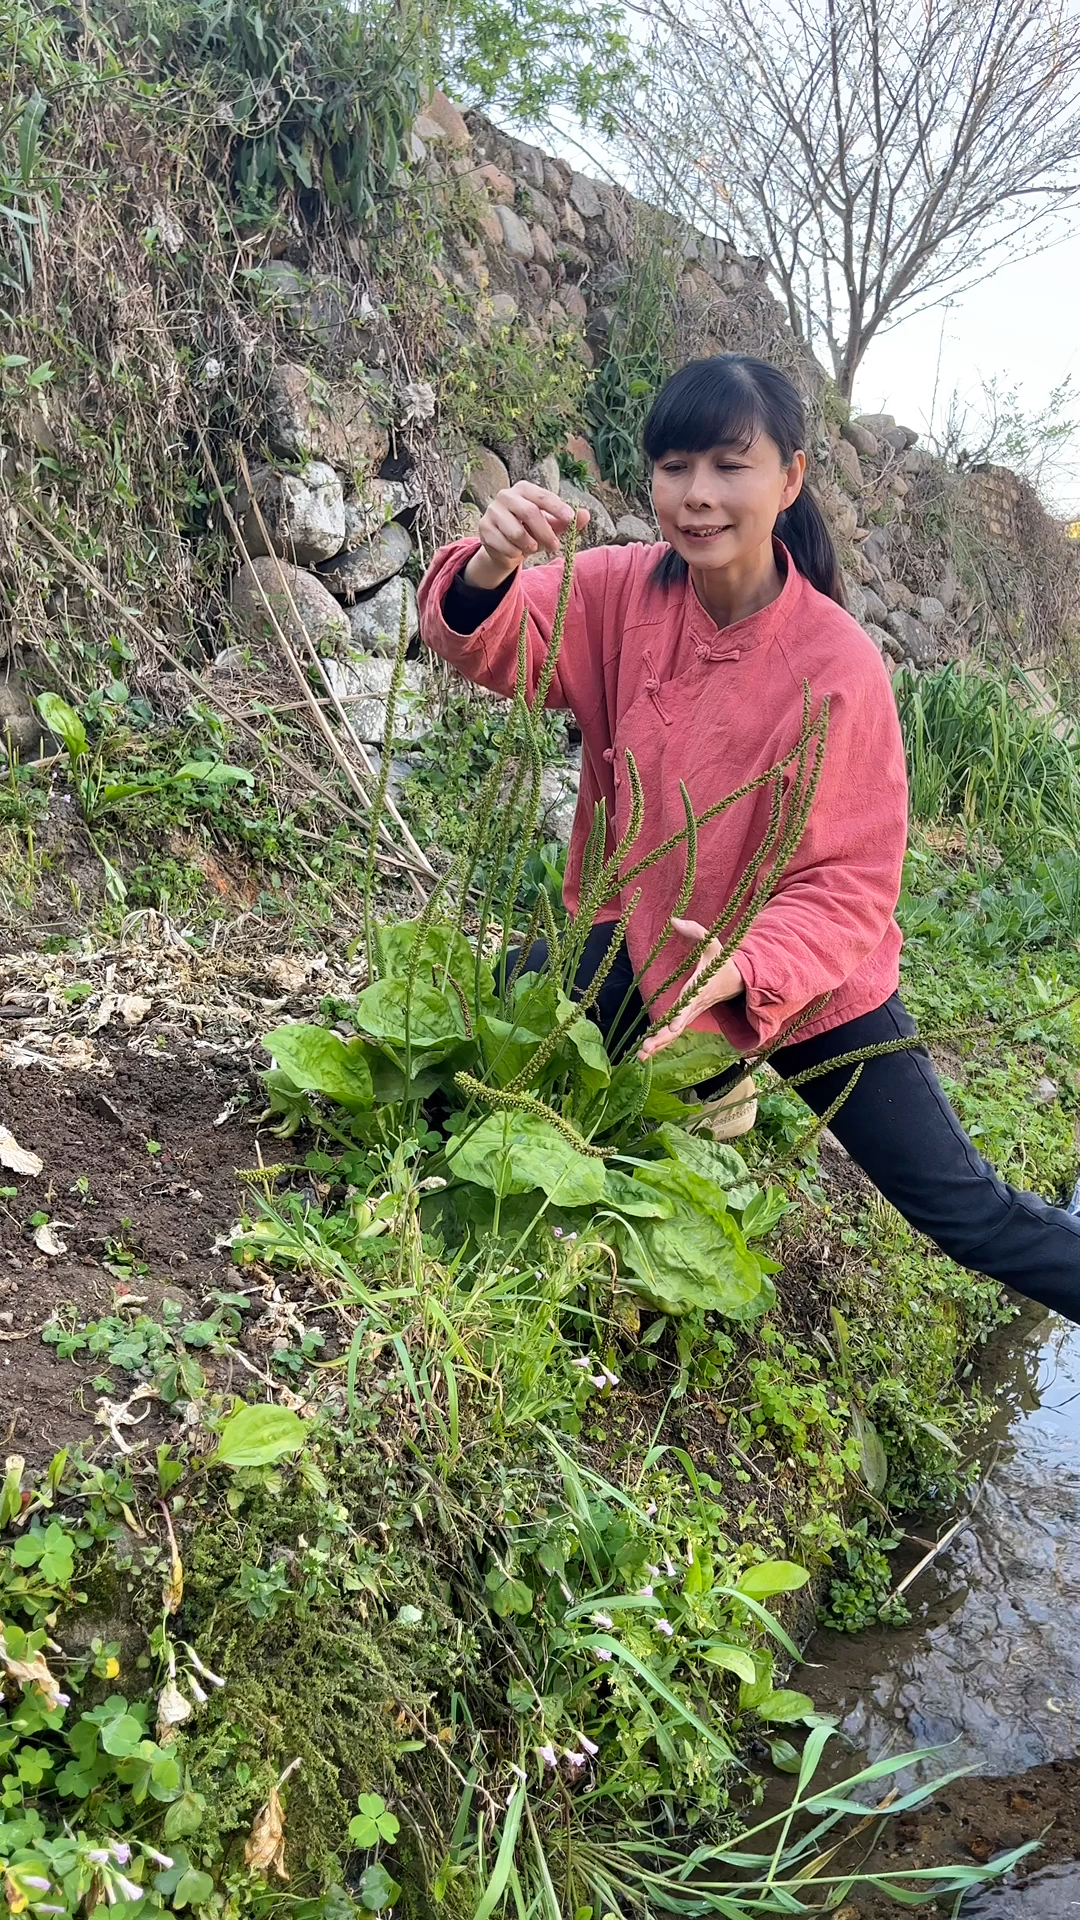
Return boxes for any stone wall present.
[218,89,1078,747]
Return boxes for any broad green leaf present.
[641,1029,739,1093]
[163,1790,207,1839]
[263,1025,373,1110]
[36,692,87,761]
[851,1405,889,1494]
[446,1111,606,1207]
[485,1566,533,1618]
[600,1167,673,1217]
[173,1868,215,1908]
[700,1643,757,1685]
[173,760,253,786]
[477,1012,545,1087]
[554,993,611,1090]
[654,1124,760,1209]
[768,1736,802,1773]
[613,1162,772,1317]
[755,1687,817,1723]
[98,1712,144,1757]
[210,1403,306,1468]
[354,978,466,1057]
[374,921,491,1001]
[739,1186,791,1237]
[356,1043,445,1105]
[736,1560,810,1599]
[613,1208,773,1318]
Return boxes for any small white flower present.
[509,1764,527,1781]
[648,1563,661,1579]
[552,1227,564,1238]
[644,1502,658,1519]
[570,1356,591,1370]
[663,1555,677,1577]
[505,1786,517,1806]
[564,1750,586,1770]
[599,1366,619,1387]
[594,1647,613,1662]
[185,1646,225,1687]
[114,1875,144,1904]
[685,1545,695,1566]
[110,1845,131,1866]
[639,1584,654,1598]
[577,1733,599,1757]
[88,1851,112,1866]
[22,1878,50,1892]
[37,1906,64,1913]
[591,1375,608,1389]
[187,1673,208,1705]
[559,1580,574,1603]
[141,1849,174,1870]
[538,1743,558,1769]
[654,1618,675,1638]
[590,1611,613,1629]
[55,1690,70,1705]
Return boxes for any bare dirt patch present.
[0,1044,265,1464]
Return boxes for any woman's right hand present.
[464,482,590,590]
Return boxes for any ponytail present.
[775,487,844,606]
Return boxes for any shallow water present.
[963,1864,1080,1920]
[806,1304,1080,1780]
[790,1303,1080,1904]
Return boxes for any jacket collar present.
[682,537,801,663]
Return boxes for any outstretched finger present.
[637,1001,696,1060]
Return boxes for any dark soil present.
[0,1042,266,1465]
[846,1758,1080,1912]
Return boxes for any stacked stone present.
[226,359,431,744]
[815,412,969,670]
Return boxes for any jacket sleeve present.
[732,662,908,1049]
[417,538,607,714]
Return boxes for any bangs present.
[643,356,765,461]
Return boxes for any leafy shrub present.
[441,317,591,457]
[136,0,425,224]
[897,661,1080,853]
[586,216,679,490]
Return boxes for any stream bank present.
[803,1302,1080,1901]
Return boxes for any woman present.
[418,352,1080,1322]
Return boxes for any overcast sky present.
[855,227,1080,516]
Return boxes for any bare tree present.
[616,0,1080,397]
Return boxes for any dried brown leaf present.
[0,1629,67,1711]
[245,1787,288,1880]
[0,1127,42,1178]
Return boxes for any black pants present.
[513,923,1080,1324]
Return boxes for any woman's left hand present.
[637,918,745,1060]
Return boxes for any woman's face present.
[650,434,805,571]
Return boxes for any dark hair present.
[643,353,844,606]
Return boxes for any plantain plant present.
[256,537,853,1321]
